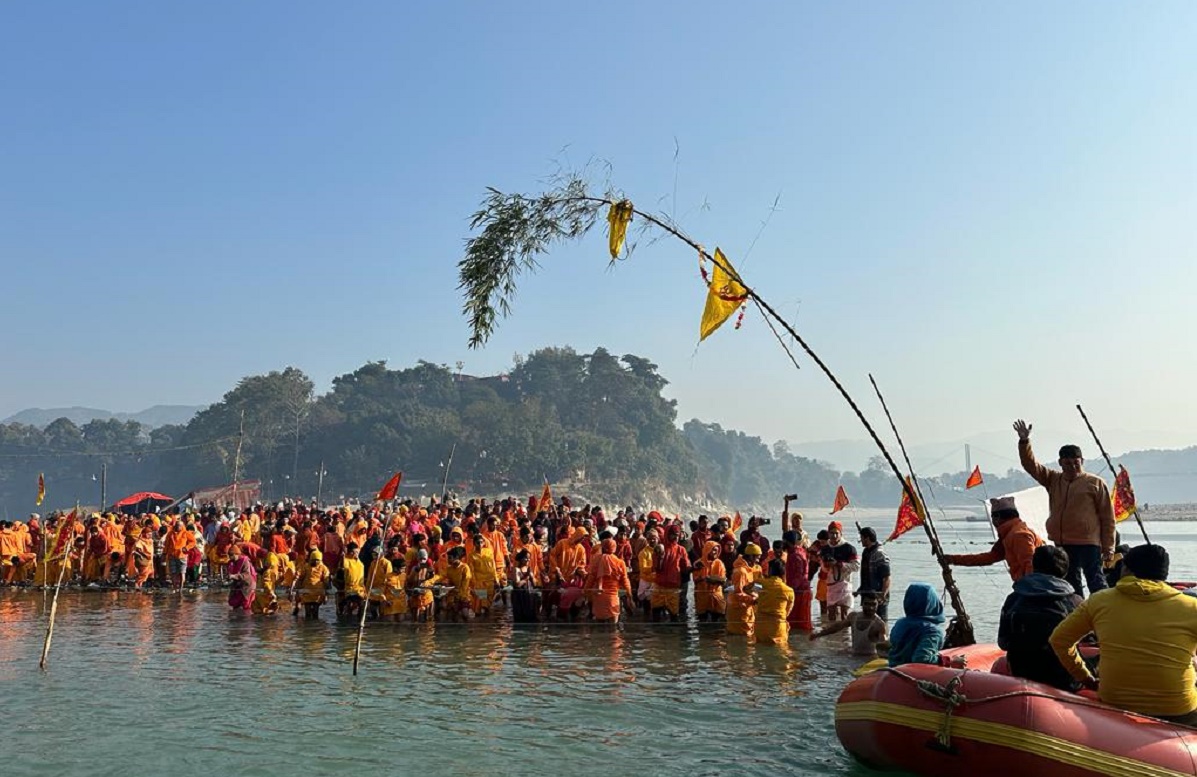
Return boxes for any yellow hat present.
[744,543,762,556]
[308,549,323,562]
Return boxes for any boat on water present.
[836,643,1197,777]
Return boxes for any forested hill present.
[0,346,1135,515]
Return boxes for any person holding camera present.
[782,495,810,548]
[821,521,859,623]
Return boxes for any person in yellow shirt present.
[468,530,499,616]
[293,549,330,619]
[755,559,796,645]
[253,550,280,615]
[381,550,409,622]
[636,528,658,618]
[1050,544,1197,725]
[440,546,473,621]
[406,549,439,622]
[338,543,366,620]
[726,544,763,638]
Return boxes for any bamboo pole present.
[1076,404,1151,545]
[869,375,974,645]
[352,525,391,675]
[39,510,77,670]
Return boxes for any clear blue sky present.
[2,2,1194,462]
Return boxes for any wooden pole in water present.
[39,505,78,670]
[1076,404,1151,545]
[352,525,391,675]
[869,374,975,646]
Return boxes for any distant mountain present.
[2,405,203,429]
[792,428,1197,475]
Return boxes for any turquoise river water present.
[4,519,1192,777]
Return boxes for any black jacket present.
[998,572,1083,690]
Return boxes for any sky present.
[2,2,1194,464]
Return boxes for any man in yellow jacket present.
[1050,544,1197,725]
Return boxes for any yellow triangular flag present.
[699,248,747,341]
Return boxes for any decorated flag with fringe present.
[1113,466,1136,523]
[887,477,926,542]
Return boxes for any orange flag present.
[830,485,850,515]
[537,481,553,513]
[731,511,743,534]
[965,466,983,490]
[375,472,403,502]
[1113,465,1136,523]
[47,507,77,560]
[37,473,45,506]
[887,478,926,542]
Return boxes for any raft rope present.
[880,667,1182,726]
[913,673,965,750]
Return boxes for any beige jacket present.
[1019,439,1115,552]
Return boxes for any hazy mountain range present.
[792,428,1197,475]
[2,405,204,429]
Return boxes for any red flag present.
[375,472,403,501]
[537,481,553,513]
[830,485,850,515]
[731,512,744,533]
[887,478,926,542]
[965,466,983,490]
[37,473,45,506]
[47,508,77,560]
[1113,465,1136,522]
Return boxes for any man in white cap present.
[944,496,1043,581]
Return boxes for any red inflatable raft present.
[836,643,1197,777]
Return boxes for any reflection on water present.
[7,523,1192,777]
[2,588,871,777]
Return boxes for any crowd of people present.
[6,417,1197,727]
[0,492,883,647]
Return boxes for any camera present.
[784,494,798,502]
[759,518,772,525]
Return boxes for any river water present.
[3,517,1192,777]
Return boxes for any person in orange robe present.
[163,519,196,590]
[481,515,509,585]
[585,538,632,622]
[692,540,727,622]
[131,528,155,588]
[726,544,763,637]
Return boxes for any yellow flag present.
[607,200,633,259]
[699,248,748,341]
[37,473,45,506]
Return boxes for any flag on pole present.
[699,248,749,341]
[607,199,633,259]
[537,480,553,513]
[46,507,78,561]
[37,473,45,506]
[887,477,926,542]
[375,472,403,502]
[731,511,743,534]
[965,466,983,490]
[1113,465,1136,523]
[830,485,850,515]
